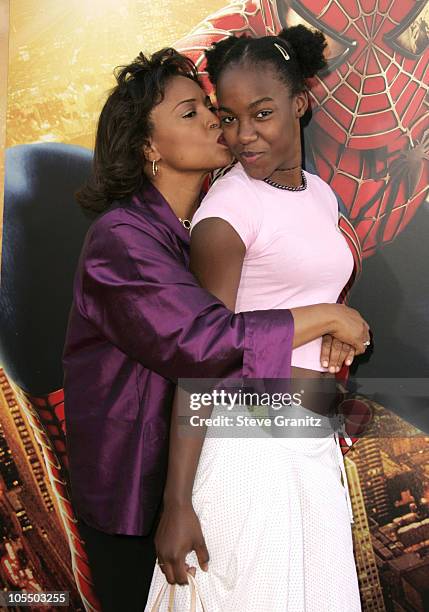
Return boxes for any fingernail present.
[345,359,352,366]
[336,367,340,373]
[329,366,335,373]
[322,361,329,368]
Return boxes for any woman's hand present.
[320,335,355,373]
[289,303,370,355]
[154,501,209,585]
[326,304,371,355]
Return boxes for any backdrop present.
[0,2,428,611]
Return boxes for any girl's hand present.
[154,501,209,585]
[320,335,355,373]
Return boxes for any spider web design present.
[305,0,429,145]
[307,116,429,253]
[298,0,429,253]
[176,1,279,79]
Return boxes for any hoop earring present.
[152,160,158,176]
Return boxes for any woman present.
[63,48,367,611]
[148,26,369,611]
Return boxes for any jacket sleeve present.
[78,219,294,382]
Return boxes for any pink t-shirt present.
[191,163,354,372]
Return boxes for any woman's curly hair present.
[77,48,199,213]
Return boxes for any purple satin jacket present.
[63,181,294,535]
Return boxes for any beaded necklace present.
[263,170,307,192]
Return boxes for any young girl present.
[149,26,369,611]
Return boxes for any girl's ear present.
[294,91,309,118]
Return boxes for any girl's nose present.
[238,122,257,143]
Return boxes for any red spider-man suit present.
[175,0,429,257]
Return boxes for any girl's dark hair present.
[77,48,199,213]
[205,25,327,95]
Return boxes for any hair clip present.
[274,43,290,61]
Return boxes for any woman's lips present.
[240,151,264,164]
[217,133,228,146]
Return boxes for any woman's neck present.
[152,170,206,222]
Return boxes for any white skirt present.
[146,405,362,612]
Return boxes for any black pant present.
[78,518,158,612]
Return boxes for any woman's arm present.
[78,217,296,381]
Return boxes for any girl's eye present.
[220,116,235,125]
[208,105,218,114]
[183,110,197,118]
[256,110,272,119]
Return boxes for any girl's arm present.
[157,217,368,585]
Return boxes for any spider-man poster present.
[0,2,428,611]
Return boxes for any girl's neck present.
[269,136,303,187]
[269,165,303,188]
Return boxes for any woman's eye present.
[256,110,272,119]
[220,116,235,125]
[208,105,218,114]
[183,110,197,118]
